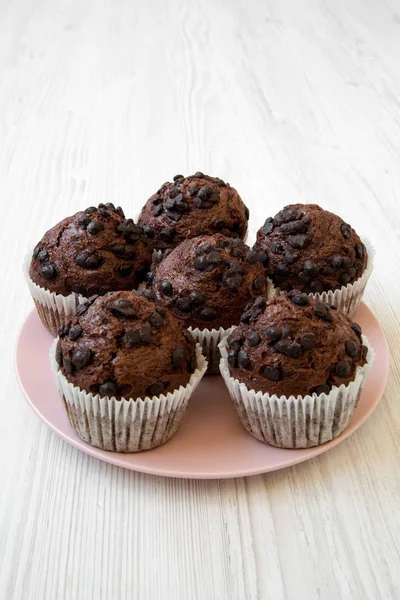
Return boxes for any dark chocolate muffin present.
[151,234,268,330]
[30,204,152,297]
[226,293,368,398]
[138,172,249,250]
[56,291,197,399]
[254,204,368,293]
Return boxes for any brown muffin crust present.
[138,172,249,250]
[151,234,268,330]
[30,204,152,297]
[56,291,197,400]
[227,293,368,397]
[254,204,368,293]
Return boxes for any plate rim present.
[15,304,390,479]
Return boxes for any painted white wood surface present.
[1,0,400,598]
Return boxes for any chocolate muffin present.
[226,293,368,398]
[254,204,368,295]
[138,172,249,250]
[151,234,268,330]
[30,203,152,297]
[56,291,197,400]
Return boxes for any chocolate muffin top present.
[138,172,249,250]
[30,204,152,297]
[56,291,197,400]
[226,293,368,397]
[151,234,268,330]
[254,204,368,293]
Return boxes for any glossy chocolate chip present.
[262,365,281,381]
[284,251,299,264]
[228,337,242,352]
[173,174,184,181]
[247,332,261,347]
[75,252,104,269]
[362,345,368,360]
[37,249,49,262]
[347,267,357,280]
[280,220,307,234]
[175,298,191,312]
[322,265,335,276]
[152,195,162,205]
[266,326,282,341]
[287,342,302,358]
[107,298,137,318]
[270,241,283,254]
[332,255,343,268]
[294,332,313,352]
[41,263,57,280]
[152,205,163,217]
[313,301,333,322]
[224,274,242,291]
[355,243,365,258]
[197,243,214,255]
[340,272,352,285]
[341,257,351,269]
[253,276,266,290]
[172,345,186,368]
[147,382,164,396]
[99,381,118,397]
[351,323,362,338]
[85,206,97,214]
[110,245,136,259]
[206,250,221,264]
[238,349,251,369]
[244,205,250,219]
[262,217,274,235]
[335,361,351,377]
[341,223,351,239]
[56,345,63,366]
[165,197,176,211]
[189,183,199,195]
[304,261,319,276]
[189,291,204,306]
[32,246,41,259]
[121,328,141,347]
[142,224,155,239]
[71,347,92,370]
[257,251,269,267]
[346,339,358,357]
[140,324,153,344]
[312,384,330,395]
[288,290,309,306]
[288,235,309,249]
[310,280,324,294]
[149,312,164,329]
[194,171,205,178]
[87,220,104,235]
[159,281,173,296]
[199,307,217,321]
[228,350,238,367]
[166,212,181,222]
[159,227,174,242]
[245,251,258,264]
[213,219,226,230]
[69,325,83,341]
[194,256,208,271]
[62,356,74,375]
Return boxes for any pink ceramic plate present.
[15,304,389,479]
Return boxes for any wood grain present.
[1,0,400,598]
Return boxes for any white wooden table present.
[1,0,400,598]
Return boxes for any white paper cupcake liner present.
[273,238,374,317]
[23,252,86,336]
[219,336,374,448]
[50,341,207,452]
[189,326,234,375]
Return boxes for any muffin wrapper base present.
[219,337,374,449]
[23,253,86,336]
[50,341,207,453]
[189,326,234,375]
[274,238,374,317]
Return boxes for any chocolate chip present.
[105,203,115,210]
[332,255,343,268]
[245,251,258,264]
[227,261,244,275]
[362,345,368,360]
[87,220,104,235]
[159,227,174,242]
[258,251,269,267]
[199,307,217,321]
[284,251,298,264]
[266,327,282,341]
[149,312,164,329]
[85,206,97,214]
[98,207,109,218]
[197,243,213,255]
[351,323,362,338]
[355,243,365,258]
[156,306,166,316]
[69,325,83,340]
[110,245,136,259]
[287,342,302,358]
[281,326,291,338]
[224,274,242,291]
[194,171,205,178]
[262,365,281,381]
[280,208,302,222]
[189,291,204,306]
[99,381,118,397]
[159,281,173,296]
[152,195,162,205]
[32,246,41,259]
[228,350,237,367]
[276,262,289,276]
[347,267,357,280]
[310,280,324,294]
[107,298,137,318]
[313,301,333,322]
[142,224,155,239]
[165,197,176,211]
[322,265,334,276]
[340,272,351,285]
[312,384,330,395]
[253,276,266,290]
[213,219,226,230]
[341,223,351,239]
[300,332,316,349]
[288,235,309,249]
[116,207,125,217]
[152,205,163,217]
[189,183,199,195]
[75,252,104,269]
[194,256,208,271]
[270,241,283,254]
[341,257,350,269]
[121,328,141,347]
[206,250,221,264]
[228,337,242,352]
[117,264,133,278]
[304,261,319,277]
[238,349,251,369]
[71,347,92,370]
[175,298,191,312]
[198,185,212,199]
[172,345,186,368]
[138,324,152,344]
[262,217,274,235]
[173,174,184,181]
[247,332,261,347]
[147,382,164,396]
[41,263,57,280]
[56,345,63,366]
[335,361,351,377]
[280,220,307,234]
[37,249,49,262]
[63,356,74,374]
[274,340,290,355]
[288,291,309,306]
[166,212,181,222]
[346,339,358,357]
[244,205,250,219]
[175,200,189,213]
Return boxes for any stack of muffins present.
[24,172,374,452]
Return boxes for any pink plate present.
[15,304,389,479]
